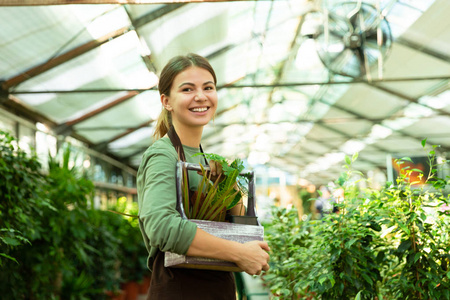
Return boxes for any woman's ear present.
[161,94,173,111]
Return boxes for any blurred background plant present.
[264,140,450,300]
[0,131,148,299]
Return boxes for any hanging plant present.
[182,153,248,222]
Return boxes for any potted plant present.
[181,153,248,222]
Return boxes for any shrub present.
[264,141,450,299]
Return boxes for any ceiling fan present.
[303,1,393,78]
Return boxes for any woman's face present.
[162,66,218,130]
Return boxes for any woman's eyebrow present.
[178,82,195,88]
[178,81,215,88]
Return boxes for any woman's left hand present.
[198,160,224,183]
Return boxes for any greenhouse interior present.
[1,0,450,299]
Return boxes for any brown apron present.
[147,251,236,300]
[146,127,236,299]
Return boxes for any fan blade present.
[356,47,367,77]
[328,11,353,33]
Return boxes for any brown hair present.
[153,53,217,140]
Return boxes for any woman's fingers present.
[209,159,217,175]
[208,159,223,176]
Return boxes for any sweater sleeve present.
[137,144,197,257]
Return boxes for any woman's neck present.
[172,123,203,148]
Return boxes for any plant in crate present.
[181,153,248,221]
[165,153,264,271]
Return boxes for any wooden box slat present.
[164,219,264,272]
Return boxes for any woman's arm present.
[186,228,270,275]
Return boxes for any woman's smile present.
[189,106,209,113]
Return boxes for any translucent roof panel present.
[2,0,449,186]
[0,5,120,80]
[74,90,160,143]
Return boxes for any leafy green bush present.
[0,131,146,299]
[109,197,149,284]
[0,131,57,298]
[264,141,450,299]
[263,208,316,298]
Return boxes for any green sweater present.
[137,137,204,270]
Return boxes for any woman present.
[137,53,270,300]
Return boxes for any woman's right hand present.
[235,240,270,275]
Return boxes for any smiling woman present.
[161,66,218,142]
[137,53,270,300]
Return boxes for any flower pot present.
[138,276,151,294]
[105,289,126,300]
[120,281,140,300]
[229,215,259,225]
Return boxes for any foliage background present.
[264,143,450,300]
[0,131,148,299]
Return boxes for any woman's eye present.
[205,86,215,90]
[182,88,192,92]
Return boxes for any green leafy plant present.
[183,153,247,221]
[0,228,30,266]
[264,140,450,300]
[109,197,149,284]
[263,207,317,299]
[0,130,56,298]
[379,139,450,299]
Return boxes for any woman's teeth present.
[191,107,208,112]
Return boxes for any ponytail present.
[153,108,171,141]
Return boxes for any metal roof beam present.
[2,4,185,90]
[2,27,130,90]
[1,0,253,5]
[11,76,450,94]
[53,91,140,136]
[395,37,450,64]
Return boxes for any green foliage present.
[195,152,245,176]
[108,197,148,283]
[0,131,148,299]
[263,208,316,299]
[264,140,450,299]
[0,131,51,258]
[183,154,247,221]
[0,130,57,298]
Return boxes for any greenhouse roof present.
[1,0,449,184]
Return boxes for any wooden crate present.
[165,219,264,272]
[164,162,264,272]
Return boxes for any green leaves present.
[421,138,427,148]
[182,158,244,221]
[263,139,450,299]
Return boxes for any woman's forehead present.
[172,66,215,86]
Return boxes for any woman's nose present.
[194,90,207,101]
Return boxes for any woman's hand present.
[234,241,270,275]
[198,159,224,183]
[187,229,270,276]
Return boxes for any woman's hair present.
[153,53,217,140]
